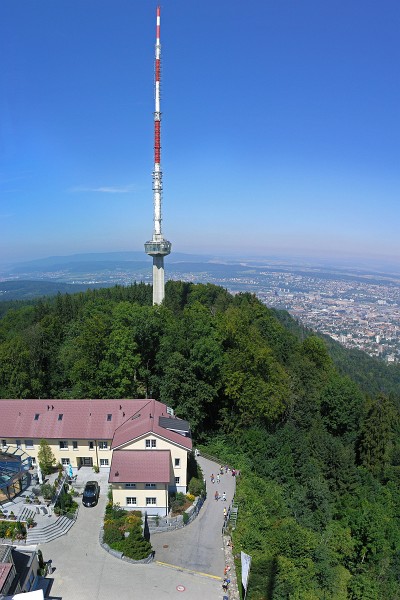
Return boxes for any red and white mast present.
[153,5,162,239]
[144,6,171,305]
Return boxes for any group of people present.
[220,465,239,477]
[214,490,227,501]
[222,564,231,593]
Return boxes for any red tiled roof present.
[112,398,192,451]
[0,562,13,592]
[0,399,151,440]
[109,450,171,483]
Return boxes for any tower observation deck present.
[144,6,171,305]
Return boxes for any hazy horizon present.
[2,248,400,277]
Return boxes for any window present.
[175,477,180,485]
[61,458,70,465]
[59,441,68,450]
[146,497,157,506]
[145,439,157,449]
[88,441,94,450]
[174,458,181,467]
[151,439,156,448]
[58,414,63,421]
[98,441,108,450]
[107,414,112,421]
[34,414,39,421]
[16,440,21,448]
[126,497,137,505]
[145,483,156,489]
[31,457,36,465]
[25,440,34,449]
[125,483,136,489]
[1,440,6,448]
[100,459,109,467]
[72,441,78,450]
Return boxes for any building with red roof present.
[0,399,192,516]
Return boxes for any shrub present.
[103,505,152,560]
[103,523,124,545]
[41,483,55,500]
[105,504,128,520]
[37,549,45,569]
[38,439,56,475]
[170,492,187,514]
[125,514,142,527]
[0,520,26,540]
[182,512,189,525]
[113,530,152,560]
[188,477,205,497]
[186,493,195,502]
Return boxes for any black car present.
[82,481,100,507]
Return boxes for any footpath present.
[151,455,239,598]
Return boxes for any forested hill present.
[1,281,399,599]
[271,307,400,398]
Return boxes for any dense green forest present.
[0,281,399,599]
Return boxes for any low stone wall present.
[147,496,204,533]
[222,534,240,600]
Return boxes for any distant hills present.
[1,250,399,302]
[4,251,214,274]
[0,280,111,302]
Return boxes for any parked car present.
[82,481,100,507]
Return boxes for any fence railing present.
[51,470,69,506]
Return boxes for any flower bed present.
[102,504,152,561]
[0,519,26,540]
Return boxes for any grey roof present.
[158,416,190,434]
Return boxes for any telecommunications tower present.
[144,6,171,305]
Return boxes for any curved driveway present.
[151,456,236,577]
[43,457,236,599]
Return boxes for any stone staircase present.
[26,515,76,544]
[17,506,36,522]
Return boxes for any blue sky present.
[1,0,399,264]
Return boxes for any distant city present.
[1,252,400,363]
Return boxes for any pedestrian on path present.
[222,492,226,501]
[223,507,227,518]
[216,474,220,484]
[215,491,219,501]
[211,473,215,483]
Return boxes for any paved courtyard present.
[41,458,236,599]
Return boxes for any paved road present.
[151,457,237,577]
[42,457,236,599]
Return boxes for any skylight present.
[107,414,112,421]
[58,414,63,421]
[34,414,39,421]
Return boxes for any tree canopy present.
[1,281,400,598]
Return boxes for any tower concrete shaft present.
[144,5,171,305]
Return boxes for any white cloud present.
[70,184,137,194]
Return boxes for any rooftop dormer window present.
[34,414,39,421]
[58,414,63,421]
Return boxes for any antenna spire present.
[144,6,172,305]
